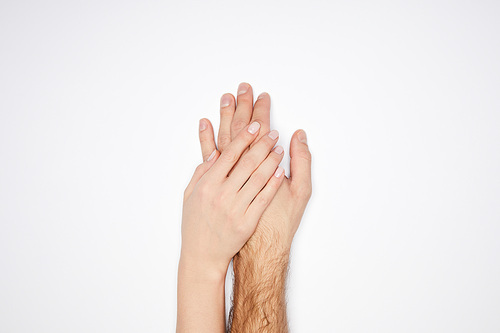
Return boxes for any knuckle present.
[237,93,252,102]
[213,191,228,207]
[233,220,248,236]
[199,134,212,144]
[220,106,233,114]
[296,184,312,200]
[247,145,269,161]
[271,150,283,162]
[251,172,267,187]
[238,156,255,170]
[194,163,206,175]
[256,194,271,207]
[256,133,272,146]
[218,135,231,149]
[252,137,274,155]
[252,118,266,129]
[296,149,312,162]
[197,181,211,198]
[221,150,239,164]
[227,205,240,220]
[231,119,248,133]
[267,179,281,193]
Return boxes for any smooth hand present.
[181,120,285,276]
[177,120,285,333]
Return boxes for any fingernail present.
[220,94,231,107]
[207,149,216,162]
[257,92,268,100]
[274,145,284,155]
[199,119,207,131]
[268,130,279,140]
[238,83,248,95]
[247,121,260,134]
[298,130,307,144]
[274,166,284,178]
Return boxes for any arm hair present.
[229,236,290,333]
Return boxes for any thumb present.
[183,150,220,200]
[289,129,312,199]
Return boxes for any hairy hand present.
[181,120,285,278]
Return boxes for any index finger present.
[206,121,262,182]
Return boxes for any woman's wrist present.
[177,253,227,333]
[178,252,228,283]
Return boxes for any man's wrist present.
[232,230,290,298]
[238,222,292,260]
[230,235,290,332]
[237,243,290,266]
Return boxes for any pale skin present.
[177,117,286,332]
[177,82,312,332]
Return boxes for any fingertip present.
[290,129,311,157]
[289,129,312,185]
[206,149,220,163]
[274,166,285,178]
[200,118,214,131]
[256,92,270,101]
[294,129,308,145]
[274,145,284,155]
[220,93,235,108]
[198,118,206,132]
[237,82,252,96]
[247,121,261,135]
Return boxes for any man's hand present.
[198,83,312,331]
[199,83,312,253]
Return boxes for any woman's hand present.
[198,83,312,255]
[180,120,285,278]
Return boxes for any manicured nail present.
[220,94,231,107]
[268,130,279,140]
[247,121,260,134]
[298,130,307,144]
[207,149,216,162]
[257,92,268,100]
[199,119,207,131]
[274,145,284,155]
[238,83,248,95]
[274,166,284,178]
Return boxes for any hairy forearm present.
[229,236,290,333]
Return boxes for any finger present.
[225,129,280,190]
[231,82,253,139]
[183,150,220,199]
[244,165,285,223]
[206,121,262,181]
[289,129,312,199]
[250,92,271,146]
[236,145,284,208]
[199,118,217,162]
[218,93,235,152]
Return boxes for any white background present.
[1,0,499,332]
